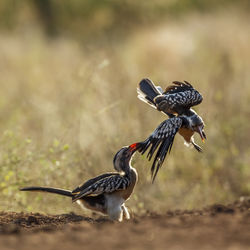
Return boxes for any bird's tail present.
[137,78,163,109]
[20,186,73,197]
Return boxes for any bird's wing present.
[138,117,183,181]
[155,81,203,115]
[72,172,120,194]
[72,174,130,202]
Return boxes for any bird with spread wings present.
[137,78,206,181]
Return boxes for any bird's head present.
[189,113,206,142]
[182,110,206,143]
[113,143,139,172]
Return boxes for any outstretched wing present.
[155,81,203,115]
[138,117,183,181]
[72,174,130,202]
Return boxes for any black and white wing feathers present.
[72,174,130,202]
[72,172,119,194]
[155,81,203,115]
[138,117,183,181]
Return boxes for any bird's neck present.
[119,160,132,175]
[179,115,191,128]
[125,164,138,188]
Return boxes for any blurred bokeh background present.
[0,0,250,215]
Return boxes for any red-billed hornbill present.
[20,143,139,222]
[137,78,206,181]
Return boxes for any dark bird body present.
[137,78,206,181]
[20,144,139,221]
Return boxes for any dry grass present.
[0,7,249,215]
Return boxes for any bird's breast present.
[116,169,138,201]
[178,127,194,143]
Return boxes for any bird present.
[20,143,140,222]
[137,78,206,181]
[137,78,203,117]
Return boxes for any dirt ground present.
[0,198,250,250]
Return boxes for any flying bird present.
[137,78,206,181]
[20,143,139,222]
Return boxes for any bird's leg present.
[191,141,203,152]
[106,195,124,222]
[122,204,130,220]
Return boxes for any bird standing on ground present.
[20,143,139,222]
[137,78,206,181]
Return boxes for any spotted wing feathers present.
[72,174,130,202]
[164,80,194,94]
[138,117,183,181]
[155,81,203,115]
[72,172,119,194]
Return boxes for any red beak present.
[129,143,140,153]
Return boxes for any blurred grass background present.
[0,0,250,215]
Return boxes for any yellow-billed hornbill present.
[137,78,206,181]
[20,143,139,222]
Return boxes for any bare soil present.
[0,198,250,250]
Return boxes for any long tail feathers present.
[137,78,162,109]
[137,78,174,118]
[20,186,73,197]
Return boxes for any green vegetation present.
[0,1,249,215]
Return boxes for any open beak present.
[197,126,206,143]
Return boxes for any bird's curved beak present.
[197,126,206,143]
